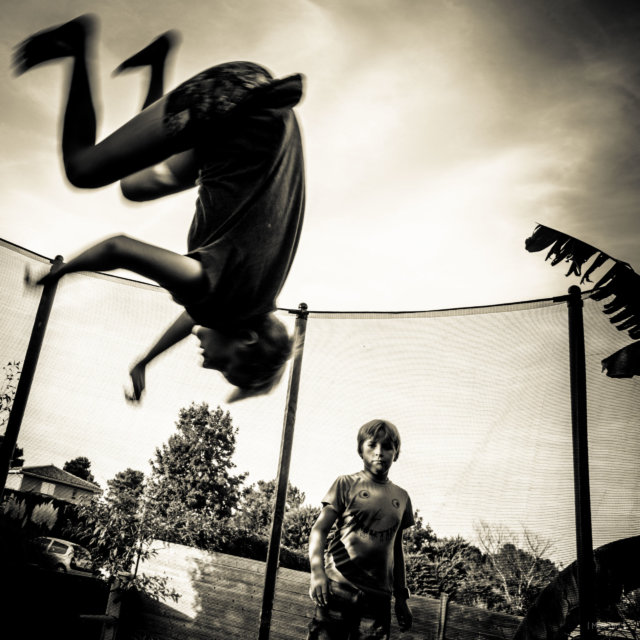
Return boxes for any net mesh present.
[1,238,638,572]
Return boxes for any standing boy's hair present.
[356,418,401,460]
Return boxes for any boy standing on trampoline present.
[307,419,414,638]
[13,15,305,401]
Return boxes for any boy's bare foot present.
[12,14,97,76]
[23,266,60,289]
[23,265,51,289]
[24,266,37,289]
[113,30,181,76]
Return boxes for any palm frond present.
[525,224,640,378]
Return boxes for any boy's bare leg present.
[27,236,208,301]
[12,15,99,180]
[113,30,181,109]
[13,16,184,189]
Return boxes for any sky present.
[1,0,639,567]
[2,0,640,311]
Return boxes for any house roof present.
[10,465,101,493]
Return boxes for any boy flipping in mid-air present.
[308,419,414,639]
[13,15,305,401]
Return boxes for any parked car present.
[30,536,96,575]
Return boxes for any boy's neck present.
[362,467,389,483]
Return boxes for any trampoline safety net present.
[1,237,639,627]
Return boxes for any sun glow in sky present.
[3,1,640,311]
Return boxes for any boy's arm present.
[393,530,413,631]
[308,505,338,607]
[125,311,195,402]
[120,150,199,202]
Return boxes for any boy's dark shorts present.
[163,61,303,139]
[307,580,391,640]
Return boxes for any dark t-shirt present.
[166,64,305,331]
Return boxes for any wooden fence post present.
[437,591,450,640]
[78,573,124,639]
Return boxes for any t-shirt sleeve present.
[401,493,415,530]
[321,475,347,514]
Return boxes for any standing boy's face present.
[360,436,397,480]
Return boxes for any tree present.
[405,518,559,613]
[235,479,307,533]
[148,403,247,528]
[0,435,24,468]
[63,456,97,484]
[231,478,318,552]
[65,475,178,603]
[283,504,321,551]
[0,361,21,431]
[0,361,24,468]
[431,536,481,595]
[403,510,437,554]
[474,520,559,615]
[106,468,145,512]
[404,518,484,600]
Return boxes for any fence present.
[123,541,522,640]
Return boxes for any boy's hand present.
[309,572,329,608]
[395,598,413,631]
[125,361,146,403]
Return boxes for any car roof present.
[38,536,69,543]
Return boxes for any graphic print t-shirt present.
[322,471,414,595]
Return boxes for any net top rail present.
[1,236,592,318]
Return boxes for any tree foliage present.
[54,399,562,617]
[405,518,560,615]
[232,478,319,554]
[474,520,559,615]
[235,479,306,531]
[0,361,21,431]
[0,434,24,468]
[106,468,145,512]
[148,403,247,526]
[283,504,321,551]
[403,510,437,554]
[65,470,178,603]
[0,361,24,468]
[63,456,97,484]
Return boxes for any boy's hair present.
[224,313,294,395]
[357,419,401,461]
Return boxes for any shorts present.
[306,580,392,640]
[163,61,303,139]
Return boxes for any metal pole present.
[258,303,309,640]
[566,286,597,640]
[0,256,63,500]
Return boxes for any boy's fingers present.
[400,614,413,631]
[395,603,413,631]
[311,585,328,607]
